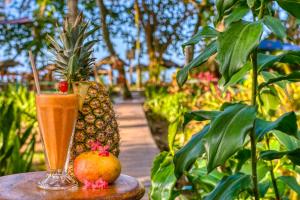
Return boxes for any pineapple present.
[47,14,120,174]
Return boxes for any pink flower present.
[88,141,102,151]
[98,145,110,157]
[83,179,108,190]
[94,178,108,189]
[88,141,110,157]
[83,180,93,189]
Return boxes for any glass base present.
[37,171,78,190]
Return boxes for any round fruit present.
[74,151,121,184]
[58,81,68,93]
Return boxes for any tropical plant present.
[150,1,300,200]
[0,85,37,176]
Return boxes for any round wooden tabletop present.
[0,172,145,200]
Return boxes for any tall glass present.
[36,93,79,190]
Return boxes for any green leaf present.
[263,16,287,39]
[217,20,263,83]
[150,152,177,200]
[280,51,300,65]
[247,0,255,8]
[259,71,300,90]
[216,0,239,23]
[168,119,180,155]
[259,87,280,112]
[219,62,252,87]
[234,149,251,172]
[203,103,256,172]
[173,125,210,177]
[258,51,300,72]
[241,161,269,181]
[276,0,300,19]
[177,40,217,87]
[187,166,223,190]
[260,150,287,160]
[255,112,298,140]
[261,71,287,90]
[182,26,218,49]
[225,6,250,26]
[183,110,220,128]
[258,53,281,72]
[279,176,300,195]
[260,149,300,165]
[273,130,300,150]
[203,173,252,200]
[258,181,270,198]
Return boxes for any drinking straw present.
[28,51,41,94]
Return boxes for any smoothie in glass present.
[36,93,78,190]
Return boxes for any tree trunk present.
[134,0,142,88]
[96,0,132,99]
[67,0,78,24]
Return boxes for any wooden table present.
[0,172,145,200]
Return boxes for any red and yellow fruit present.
[74,151,121,184]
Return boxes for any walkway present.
[114,98,159,200]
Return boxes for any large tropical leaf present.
[261,71,287,90]
[150,152,177,200]
[216,0,239,23]
[260,149,300,165]
[258,51,300,71]
[276,0,300,19]
[259,86,280,112]
[263,16,287,39]
[255,112,298,140]
[258,71,300,90]
[173,125,210,177]
[224,6,250,26]
[177,40,217,87]
[219,62,252,87]
[187,165,223,192]
[278,176,300,195]
[203,103,256,172]
[241,160,269,181]
[217,20,263,82]
[257,53,280,71]
[182,110,220,128]
[280,51,300,65]
[182,26,218,49]
[203,173,252,200]
[273,130,300,150]
[234,149,251,172]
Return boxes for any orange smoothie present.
[36,94,79,171]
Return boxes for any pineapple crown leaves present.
[47,13,99,82]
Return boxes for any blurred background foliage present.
[0,85,37,175]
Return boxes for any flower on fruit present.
[88,140,102,151]
[88,141,110,157]
[98,145,109,157]
[94,178,108,189]
[83,178,108,190]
